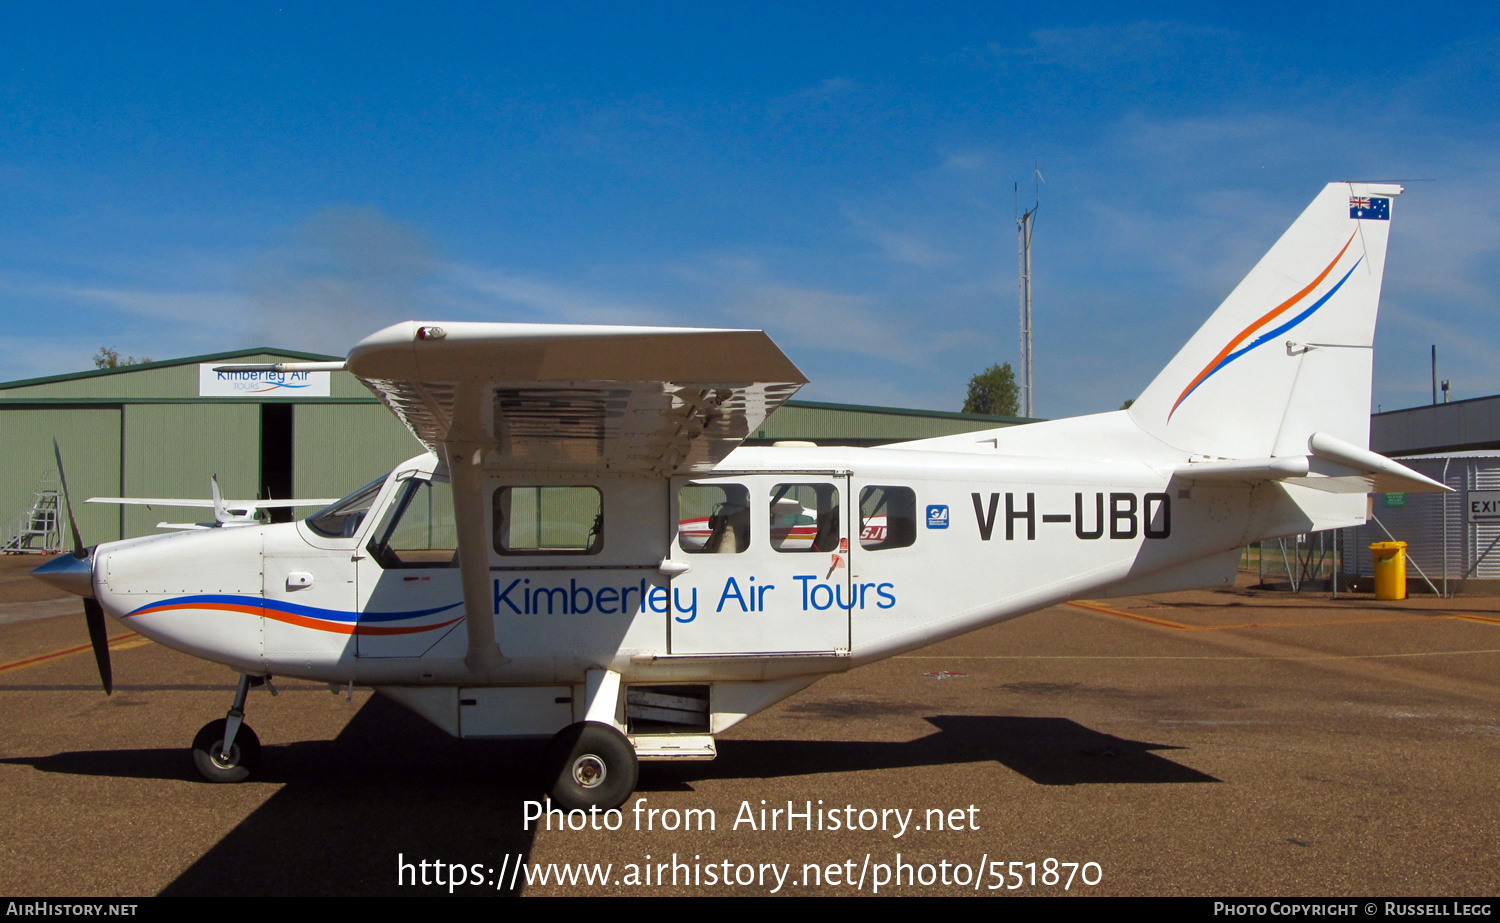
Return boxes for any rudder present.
[1128,182,1402,460]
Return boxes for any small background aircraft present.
[34,182,1447,810]
[88,476,338,531]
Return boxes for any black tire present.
[191,718,261,783]
[544,722,638,811]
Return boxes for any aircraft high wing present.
[347,322,807,472]
[33,182,1449,812]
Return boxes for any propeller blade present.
[52,438,108,694]
[83,598,113,696]
[52,439,85,559]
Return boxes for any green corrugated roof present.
[781,399,1037,425]
[0,347,340,391]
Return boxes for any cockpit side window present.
[493,486,603,555]
[306,474,387,539]
[368,477,458,568]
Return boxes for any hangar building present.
[1335,395,1500,594]
[0,349,1030,546]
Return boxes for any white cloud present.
[440,264,677,327]
[0,337,103,384]
[66,287,250,325]
[797,371,955,411]
[841,211,954,268]
[242,207,438,355]
[722,281,969,367]
[940,151,987,172]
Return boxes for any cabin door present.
[354,473,465,658]
[667,473,852,655]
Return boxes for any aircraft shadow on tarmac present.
[4,702,1216,895]
[158,698,548,896]
[653,714,1220,790]
[4,696,544,896]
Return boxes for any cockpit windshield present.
[306,474,388,538]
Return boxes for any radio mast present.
[1017,167,1041,418]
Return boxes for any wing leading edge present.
[346,322,807,475]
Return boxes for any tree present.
[93,347,152,369]
[962,362,1019,416]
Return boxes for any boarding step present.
[630,734,717,761]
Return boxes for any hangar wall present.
[1372,394,1500,457]
[292,402,425,502]
[119,403,262,537]
[0,349,421,544]
[0,406,123,545]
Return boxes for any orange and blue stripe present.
[123,595,464,636]
[1169,231,1361,421]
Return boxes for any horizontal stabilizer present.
[1305,432,1451,494]
[1172,431,1450,494]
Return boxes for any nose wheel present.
[192,717,261,782]
[191,673,267,783]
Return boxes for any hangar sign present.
[198,364,331,398]
[1469,490,1500,523]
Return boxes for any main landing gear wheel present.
[192,718,261,783]
[544,721,638,811]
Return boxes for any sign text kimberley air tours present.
[198,363,331,397]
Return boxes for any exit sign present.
[1470,490,1500,523]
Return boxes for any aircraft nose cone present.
[31,552,94,598]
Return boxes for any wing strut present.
[447,443,507,678]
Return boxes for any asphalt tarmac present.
[2,553,1498,897]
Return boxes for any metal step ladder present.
[2,471,63,554]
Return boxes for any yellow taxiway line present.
[0,632,142,676]
[1069,599,1500,632]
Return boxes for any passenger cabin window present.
[678,483,750,554]
[860,486,917,550]
[369,478,458,568]
[769,483,839,553]
[306,474,387,538]
[493,486,603,555]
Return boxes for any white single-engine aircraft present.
[87,475,339,531]
[34,182,1448,809]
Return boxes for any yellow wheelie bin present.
[1370,541,1407,600]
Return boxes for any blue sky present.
[3,2,1498,417]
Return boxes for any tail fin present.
[210,475,227,525]
[1128,182,1401,459]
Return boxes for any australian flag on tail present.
[1350,196,1390,220]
